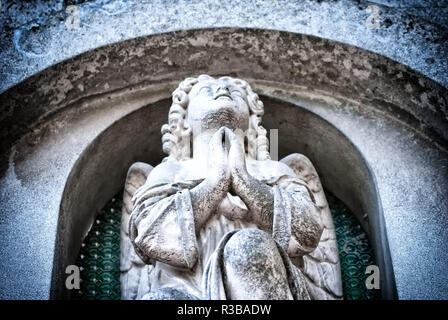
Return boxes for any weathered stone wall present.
[1,0,447,93]
[0,1,447,300]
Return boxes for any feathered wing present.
[280,153,343,300]
[120,162,154,300]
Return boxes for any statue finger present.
[225,128,242,153]
[224,127,237,142]
[210,127,225,148]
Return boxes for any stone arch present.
[1,28,445,300]
[52,94,396,299]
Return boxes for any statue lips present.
[213,91,233,101]
[212,92,236,113]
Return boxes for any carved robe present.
[127,161,323,300]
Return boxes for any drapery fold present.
[129,183,199,269]
[128,175,322,300]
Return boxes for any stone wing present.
[280,153,343,300]
[120,162,153,300]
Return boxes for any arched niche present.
[1,28,445,300]
[52,94,396,300]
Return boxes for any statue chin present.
[200,106,244,130]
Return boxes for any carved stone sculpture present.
[120,75,342,300]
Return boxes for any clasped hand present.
[207,126,249,196]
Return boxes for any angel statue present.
[120,75,342,300]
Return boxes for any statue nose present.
[214,86,232,100]
[216,86,229,94]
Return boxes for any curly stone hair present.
[161,74,270,162]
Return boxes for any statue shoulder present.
[145,159,197,186]
[247,159,297,181]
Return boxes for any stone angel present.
[120,75,342,300]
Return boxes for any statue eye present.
[198,86,212,96]
[231,90,243,97]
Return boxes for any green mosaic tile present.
[327,192,380,300]
[73,195,122,300]
[75,190,379,300]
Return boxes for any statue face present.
[187,79,250,132]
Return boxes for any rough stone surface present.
[0,0,447,94]
[0,6,446,300]
[1,28,447,174]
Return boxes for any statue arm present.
[281,179,324,256]
[190,177,229,229]
[231,171,274,230]
[226,127,322,253]
[131,179,226,234]
[129,183,198,269]
[232,171,323,255]
[128,158,228,269]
